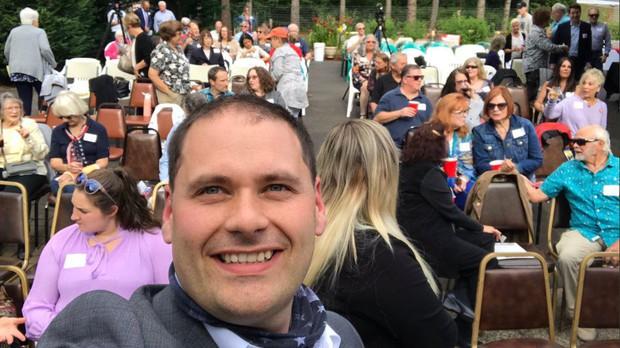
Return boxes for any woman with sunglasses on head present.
[533,56,577,114]
[237,32,270,62]
[306,120,457,348]
[23,168,172,341]
[472,86,543,179]
[244,67,287,108]
[462,57,493,100]
[543,68,607,135]
[48,91,109,196]
[0,92,48,196]
[351,34,379,118]
[441,67,485,130]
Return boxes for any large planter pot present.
[313,42,325,62]
[324,46,338,59]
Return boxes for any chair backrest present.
[423,83,444,108]
[96,104,126,140]
[150,181,168,222]
[511,58,526,83]
[454,44,486,63]
[65,58,101,80]
[421,66,439,84]
[535,135,570,179]
[570,252,620,347]
[478,175,532,243]
[189,64,218,83]
[45,105,64,128]
[103,59,136,81]
[129,80,158,109]
[156,107,174,140]
[472,252,554,348]
[51,183,75,237]
[0,181,30,269]
[0,265,29,317]
[402,48,425,64]
[507,85,531,120]
[121,128,161,182]
[547,193,571,259]
[483,65,497,81]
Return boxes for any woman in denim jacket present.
[472,86,543,179]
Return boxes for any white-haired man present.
[551,2,569,35]
[153,1,175,33]
[288,23,312,61]
[525,124,619,342]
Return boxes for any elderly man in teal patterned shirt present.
[525,124,619,342]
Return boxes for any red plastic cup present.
[442,157,458,177]
[490,160,504,171]
[408,101,419,111]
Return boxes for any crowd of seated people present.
[0,2,617,346]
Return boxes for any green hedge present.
[437,15,491,44]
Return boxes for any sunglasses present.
[58,115,78,120]
[405,75,424,81]
[569,138,599,146]
[487,102,508,111]
[76,172,117,205]
[455,79,469,84]
[589,14,599,17]
[465,65,478,69]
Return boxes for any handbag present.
[0,121,39,178]
[118,44,134,74]
[113,77,131,98]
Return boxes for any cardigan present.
[4,24,56,81]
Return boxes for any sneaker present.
[577,327,597,341]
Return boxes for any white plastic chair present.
[102,59,136,81]
[63,58,101,80]
[454,44,487,64]
[345,69,360,118]
[421,66,440,84]
[189,64,218,83]
[603,49,619,72]
[511,59,526,85]
[425,46,459,84]
[484,65,497,81]
[229,58,266,78]
[401,48,425,64]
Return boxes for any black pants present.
[14,80,42,116]
[591,51,603,71]
[525,70,540,103]
[0,173,48,198]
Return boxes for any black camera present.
[375,3,385,25]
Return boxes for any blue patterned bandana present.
[168,265,327,347]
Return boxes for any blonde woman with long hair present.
[305,119,456,348]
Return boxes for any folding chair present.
[96,103,126,161]
[472,252,559,348]
[570,252,620,348]
[102,59,136,82]
[189,64,218,84]
[454,44,487,63]
[508,85,531,120]
[423,83,444,108]
[0,181,31,272]
[545,192,572,320]
[484,65,497,81]
[121,128,161,182]
[156,107,174,140]
[150,181,168,222]
[126,79,158,122]
[421,66,440,85]
[511,59,526,85]
[50,183,75,237]
[45,105,64,129]
[345,69,360,118]
[64,58,101,80]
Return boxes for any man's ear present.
[313,177,327,237]
[162,185,173,244]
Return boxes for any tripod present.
[96,4,127,62]
[373,20,393,54]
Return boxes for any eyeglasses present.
[589,14,599,17]
[405,75,424,81]
[570,138,599,146]
[455,79,469,84]
[465,65,478,70]
[357,27,365,30]
[486,102,508,111]
[76,172,117,205]
[58,115,78,120]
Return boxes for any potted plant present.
[310,16,340,59]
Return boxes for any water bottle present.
[143,92,152,119]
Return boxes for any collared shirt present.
[49,118,109,165]
[569,22,580,56]
[198,88,234,103]
[541,155,619,247]
[150,42,190,95]
[552,15,570,35]
[472,114,543,178]
[590,22,611,54]
[153,9,176,33]
[205,323,342,348]
[373,87,433,148]
[544,94,607,135]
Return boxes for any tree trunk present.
[502,0,511,31]
[291,0,300,26]
[430,0,439,30]
[476,0,485,20]
[221,0,231,30]
[386,0,392,21]
[407,0,416,22]
[339,0,345,23]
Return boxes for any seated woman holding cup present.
[533,57,577,115]
[48,91,110,195]
[23,168,172,340]
[472,86,543,179]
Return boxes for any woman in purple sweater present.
[23,168,172,340]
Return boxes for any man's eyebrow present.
[261,172,303,186]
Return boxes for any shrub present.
[437,15,491,44]
[611,22,619,40]
[400,20,429,40]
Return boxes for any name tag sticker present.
[582,33,588,39]
[266,98,275,104]
[83,133,98,143]
[295,42,301,47]
[573,101,584,109]
[459,142,471,152]
[213,48,220,53]
[64,253,87,269]
[482,86,491,93]
[603,185,619,197]
[512,127,526,138]
[418,103,427,111]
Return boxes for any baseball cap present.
[266,27,288,39]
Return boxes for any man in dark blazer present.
[38,96,363,347]
[134,0,153,33]
[552,3,592,78]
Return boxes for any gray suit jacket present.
[4,24,56,81]
[38,285,363,347]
